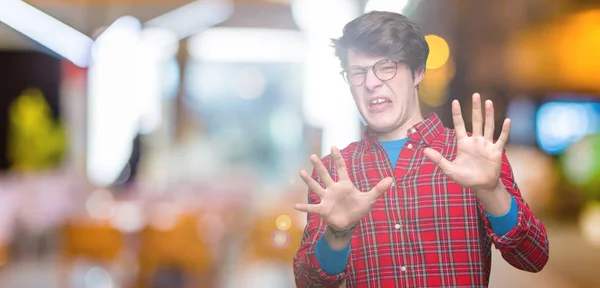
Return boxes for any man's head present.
[332,11,429,140]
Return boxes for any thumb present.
[368,177,394,199]
[423,147,452,173]
[294,203,320,215]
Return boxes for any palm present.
[294,147,393,231]
[424,93,511,192]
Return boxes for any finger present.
[310,154,334,187]
[367,177,394,201]
[423,147,453,174]
[495,118,512,149]
[471,93,483,137]
[299,170,325,198]
[451,100,467,139]
[294,203,321,214]
[484,100,495,142]
[331,146,349,181]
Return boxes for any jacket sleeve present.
[293,157,349,288]
[478,152,550,272]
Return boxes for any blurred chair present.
[136,212,214,288]
[59,220,125,286]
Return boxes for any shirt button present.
[395,224,401,229]
[400,266,407,272]
[411,128,416,133]
[407,143,413,149]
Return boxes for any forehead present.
[346,49,387,67]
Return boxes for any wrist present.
[473,179,504,196]
[475,181,512,216]
[324,225,355,250]
[327,224,357,238]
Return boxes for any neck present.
[377,99,424,141]
[376,114,423,141]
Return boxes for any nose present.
[363,68,383,91]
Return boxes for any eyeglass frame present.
[340,59,403,87]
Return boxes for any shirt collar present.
[363,112,444,147]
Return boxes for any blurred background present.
[0,0,599,287]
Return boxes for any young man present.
[293,11,549,288]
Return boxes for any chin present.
[364,119,397,133]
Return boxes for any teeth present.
[370,98,388,104]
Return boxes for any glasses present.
[341,59,400,87]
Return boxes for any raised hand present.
[294,146,393,231]
[423,93,511,194]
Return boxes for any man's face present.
[345,49,424,135]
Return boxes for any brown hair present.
[331,11,430,75]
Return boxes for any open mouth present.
[369,97,391,107]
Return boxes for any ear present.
[413,69,425,87]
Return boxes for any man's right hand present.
[294,146,394,232]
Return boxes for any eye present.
[376,62,396,72]
[347,69,365,77]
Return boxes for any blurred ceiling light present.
[145,0,233,40]
[0,0,93,67]
[136,27,179,61]
[92,16,142,61]
[425,34,450,70]
[188,28,306,62]
[87,16,142,187]
[88,17,175,187]
[291,0,361,156]
[365,0,409,13]
[134,27,177,135]
[291,0,358,37]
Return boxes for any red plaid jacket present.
[293,113,549,287]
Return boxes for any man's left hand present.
[423,93,511,199]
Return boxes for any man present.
[292,11,549,288]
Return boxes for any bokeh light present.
[425,34,450,70]
[270,230,290,249]
[419,58,455,107]
[580,202,600,248]
[148,202,180,231]
[536,101,600,155]
[505,145,557,213]
[276,214,292,231]
[85,189,115,220]
[561,133,600,195]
